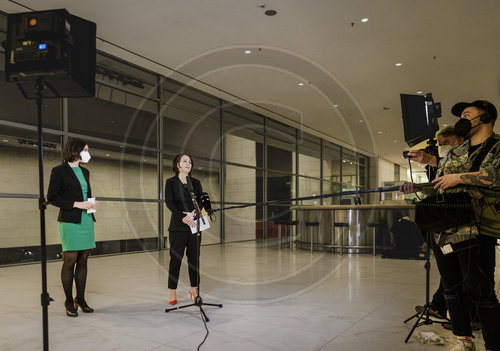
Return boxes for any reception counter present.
[291,204,415,254]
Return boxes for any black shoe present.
[74,298,94,313]
[65,300,78,317]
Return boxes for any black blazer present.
[47,162,96,224]
[165,176,202,232]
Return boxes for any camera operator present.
[406,128,462,315]
[402,100,500,351]
[404,128,482,329]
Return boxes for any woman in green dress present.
[47,138,98,317]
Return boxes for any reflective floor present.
[1,242,498,351]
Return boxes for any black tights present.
[61,250,90,303]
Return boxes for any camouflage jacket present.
[436,133,500,239]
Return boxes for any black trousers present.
[431,279,478,322]
[168,231,201,290]
[432,234,500,350]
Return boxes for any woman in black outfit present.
[165,154,203,305]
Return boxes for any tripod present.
[165,181,222,322]
[404,231,447,342]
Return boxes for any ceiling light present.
[245,50,251,54]
[359,120,364,123]
[361,18,368,22]
[443,124,448,127]
[105,154,110,157]
[2,139,8,142]
[298,82,304,86]
[377,131,383,134]
[417,91,423,94]
[334,104,339,108]
[342,160,346,163]
[395,63,403,67]
[393,140,398,143]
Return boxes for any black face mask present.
[454,116,481,137]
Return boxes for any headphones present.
[478,100,493,123]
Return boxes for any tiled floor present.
[1,241,498,351]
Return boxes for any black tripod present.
[165,181,222,322]
[404,232,447,342]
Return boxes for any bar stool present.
[334,222,349,255]
[275,218,299,249]
[305,221,320,253]
[367,222,379,255]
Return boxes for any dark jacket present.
[165,176,202,232]
[47,162,96,224]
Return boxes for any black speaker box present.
[4,9,96,98]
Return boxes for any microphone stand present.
[165,181,222,322]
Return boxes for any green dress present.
[59,167,96,251]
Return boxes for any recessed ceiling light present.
[443,124,448,127]
[361,18,368,22]
[342,160,346,163]
[359,120,364,123]
[334,104,339,108]
[245,50,251,54]
[143,159,147,162]
[417,91,423,94]
[393,140,398,143]
[105,154,110,157]
[2,139,8,142]
[395,63,403,67]
[298,82,304,86]
[377,131,383,134]
[265,9,277,16]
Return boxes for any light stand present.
[404,231,447,342]
[35,78,54,351]
[165,186,223,322]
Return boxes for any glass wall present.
[0,12,371,264]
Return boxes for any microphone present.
[200,192,214,216]
[186,176,205,225]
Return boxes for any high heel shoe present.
[74,298,94,313]
[188,290,202,302]
[65,300,78,317]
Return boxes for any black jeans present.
[432,234,500,350]
[168,231,201,290]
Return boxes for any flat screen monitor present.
[400,93,440,147]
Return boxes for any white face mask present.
[439,145,453,157]
[80,151,91,163]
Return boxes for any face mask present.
[80,151,91,163]
[454,115,481,137]
[439,145,453,157]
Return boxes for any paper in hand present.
[87,197,96,213]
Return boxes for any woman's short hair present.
[62,138,87,162]
[436,126,460,139]
[172,154,193,176]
